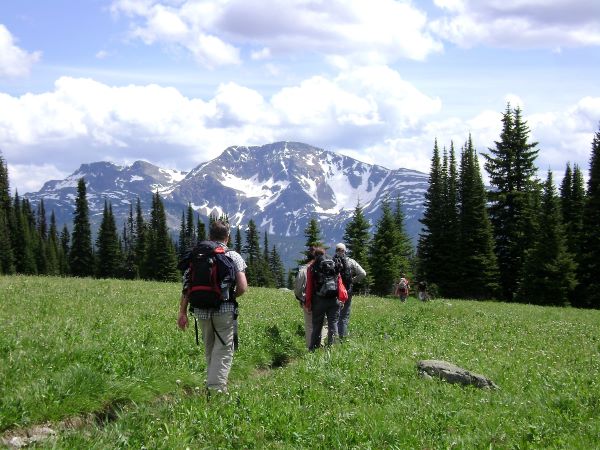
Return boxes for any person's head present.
[209,220,230,242]
[335,242,346,255]
[307,246,325,261]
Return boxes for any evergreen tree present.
[36,199,47,240]
[369,199,402,296]
[392,196,414,278]
[185,203,196,247]
[417,139,446,290]
[299,217,324,264]
[483,104,540,300]
[576,127,600,308]
[0,152,14,274]
[134,197,146,277]
[45,210,60,275]
[59,225,70,275]
[439,143,461,296]
[457,136,499,299]
[561,163,585,259]
[234,225,242,254]
[197,217,206,242]
[69,178,94,277]
[12,193,37,274]
[143,192,178,281]
[121,203,137,279]
[269,245,286,288]
[177,210,187,260]
[96,201,122,278]
[243,219,261,285]
[343,201,371,292]
[518,171,576,305]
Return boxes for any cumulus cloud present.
[431,0,600,48]
[0,24,41,78]
[1,71,597,194]
[110,0,442,67]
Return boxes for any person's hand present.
[177,312,188,330]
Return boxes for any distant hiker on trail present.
[294,246,324,349]
[177,220,247,394]
[308,248,347,350]
[395,274,410,302]
[417,281,429,302]
[333,243,366,339]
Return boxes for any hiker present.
[333,243,366,339]
[395,274,410,302]
[417,281,428,302]
[177,220,247,394]
[308,248,345,350]
[294,246,325,349]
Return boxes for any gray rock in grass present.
[417,359,499,390]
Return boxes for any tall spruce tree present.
[134,197,146,277]
[483,105,540,300]
[197,217,206,242]
[45,210,60,275]
[96,201,122,278]
[243,219,261,285]
[234,225,242,254]
[59,224,70,275]
[12,193,37,274]
[576,127,600,308]
[269,245,286,288]
[0,152,15,274]
[392,196,414,278]
[143,192,178,281]
[561,163,585,259]
[369,199,402,296]
[299,217,325,265]
[457,136,499,299]
[69,178,94,277]
[343,201,371,292]
[518,171,576,305]
[417,139,446,291]
[185,203,196,247]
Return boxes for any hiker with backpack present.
[333,243,366,339]
[177,220,247,394]
[395,274,410,302]
[306,248,347,350]
[294,246,323,349]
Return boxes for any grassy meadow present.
[1,275,600,449]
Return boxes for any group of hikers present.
[176,220,428,394]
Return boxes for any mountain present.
[24,142,429,267]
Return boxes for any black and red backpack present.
[182,241,237,310]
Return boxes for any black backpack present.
[312,254,339,299]
[334,254,353,289]
[180,241,236,310]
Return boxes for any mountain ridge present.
[24,141,429,267]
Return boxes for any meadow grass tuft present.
[1,275,599,448]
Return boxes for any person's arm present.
[351,259,367,284]
[178,293,189,329]
[235,271,248,297]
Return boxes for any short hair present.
[209,220,230,242]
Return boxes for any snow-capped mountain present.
[26,160,187,226]
[25,142,429,266]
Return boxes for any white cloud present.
[431,0,600,48]
[1,72,597,194]
[0,24,41,78]
[110,0,442,67]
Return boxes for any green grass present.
[1,275,600,448]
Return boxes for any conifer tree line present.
[416,104,600,308]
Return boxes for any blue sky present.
[1,0,599,194]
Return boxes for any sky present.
[1,0,599,194]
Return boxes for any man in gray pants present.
[334,243,366,339]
